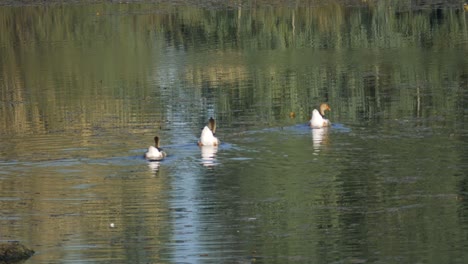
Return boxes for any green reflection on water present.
[0,1,467,263]
[1,2,466,135]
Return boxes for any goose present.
[198,117,220,146]
[310,103,331,128]
[145,136,167,161]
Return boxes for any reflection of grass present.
[0,2,465,136]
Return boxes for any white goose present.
[198,117,220,146]
[145,136,167,161]
[310,103,331,129]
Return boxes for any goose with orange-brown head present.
[310,103,331,128]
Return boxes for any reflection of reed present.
[184,59,247,86]
[0,0,466,140]
[1,3,465,138]
[200,145,218,167]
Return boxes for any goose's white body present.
[310,109,331,129]
[145,146,166,161]
[145,136,166,161]
[198,126,219,146]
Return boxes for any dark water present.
[1,1,468,263]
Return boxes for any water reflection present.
[311,128,329,153]
[200,146,218,167]
[147,161,161,173]
[0,1,467,264]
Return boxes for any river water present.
[1,1,468,263]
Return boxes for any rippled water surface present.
[1,1,468,263]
